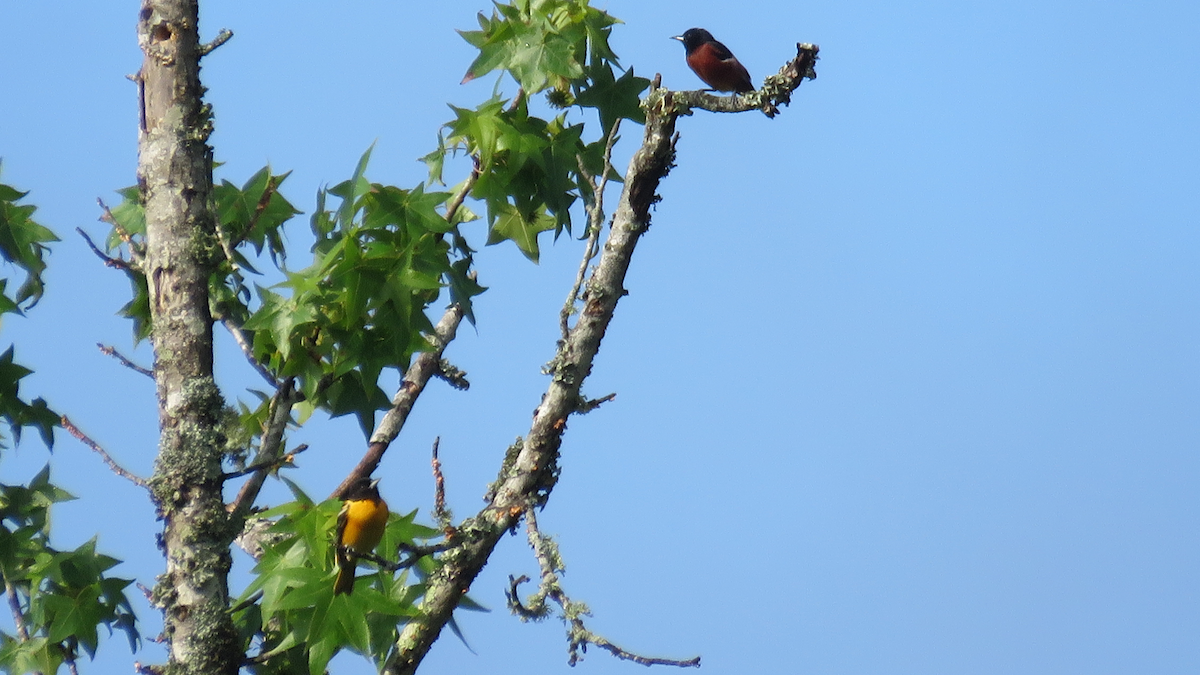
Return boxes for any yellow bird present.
[333,477,389,595]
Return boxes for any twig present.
[561,119,621,342]
[97,343,154,378]
[576,392,616,414]
[60,415,148,490]
[4,579,30,641]
[349,541,451,573]
[96,197,143,262]
[223,443,307,480]
[443,158,481,227]
[214,218,242,273]
[431,438,450,529]
[229,378,299,517]
[509,508,701,668]
[218,314,278,388]
[199,28,233,56]
[229,174,281,249]
[434,359,470,391]
[76,227,133,272]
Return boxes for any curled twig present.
[510,509,701,668]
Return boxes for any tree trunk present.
[136,2,239,673]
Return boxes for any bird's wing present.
[708,40,737,62]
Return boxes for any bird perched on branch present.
[672,28,755,93]
[333,476,389,595]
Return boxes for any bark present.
[136,2,240,674]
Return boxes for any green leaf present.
[574,63,650,136]
[487,202,557,262]
[0,170,58,311]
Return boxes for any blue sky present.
[1,1,1197,674]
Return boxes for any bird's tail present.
[333,555,356,595]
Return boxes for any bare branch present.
[507,508,701,668]
[229,378,299,517]
[213,219,242,274]
[223,443,307,481]
[217,314,278,388]
[4,580,29,641]
[350,540,453,573]
[60,414,148,490]
[76,227,133,272]
[577,392,616,414]
[433,359,470,390]
[431,438,450,529]
[97,343,154,378]
[443,157,481,226]
[199,28,233,56]
[561,119,622,341]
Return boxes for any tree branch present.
[60,414,149,490]
[383,41,818,674]
[217,314,278,388]
[431,437,451,530]
[4,579,30,641]
[506,508,700,668]
[561,119,621,342]
[229,378,299,517]
[97,343,154,378]
[199,28,233,56]
[76,227,133,272]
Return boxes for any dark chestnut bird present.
[672,28,755,93]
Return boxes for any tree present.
[0,1,816,673]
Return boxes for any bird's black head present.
[671,28,716,53]
[342,476,381,501]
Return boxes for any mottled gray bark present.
[136,1,240,673]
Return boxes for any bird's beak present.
[671,35,683,41]
[369,478,380,489]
